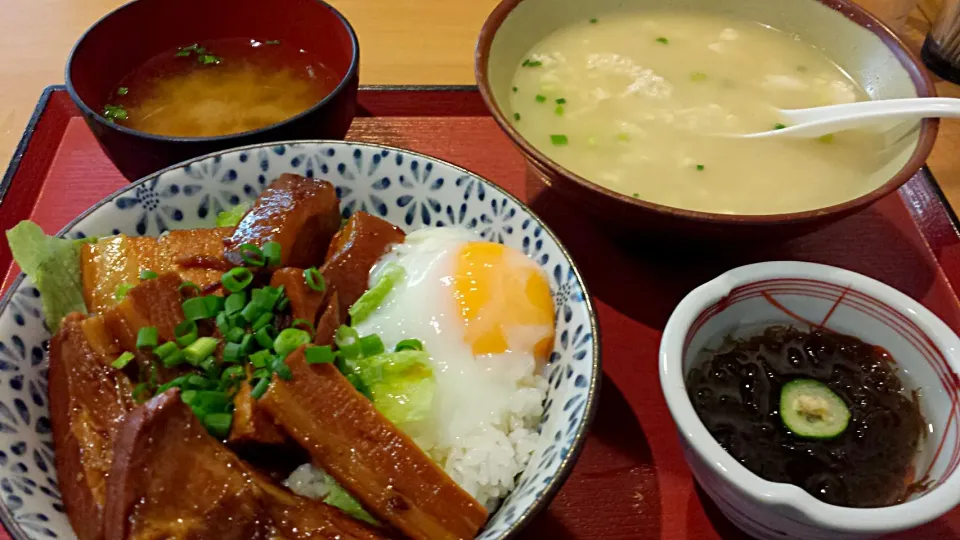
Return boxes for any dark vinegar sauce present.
[686,326,926,508]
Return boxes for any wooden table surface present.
[0,0,959,206]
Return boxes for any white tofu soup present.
[509,13,888,215]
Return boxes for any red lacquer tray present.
[2,85,960,540]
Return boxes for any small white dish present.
[659,261,960,539]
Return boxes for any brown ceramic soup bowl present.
[476,0,938,239]
[66,0,359,180]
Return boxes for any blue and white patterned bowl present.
[0,141,600,539]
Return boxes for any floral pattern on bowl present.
[0,141,601,539]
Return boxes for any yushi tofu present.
[81,228,232,313]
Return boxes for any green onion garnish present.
[251,378,270,400]
[102,104,128,122]
[395,339,424,352]
[359,334,385,357]
[272,356,293,381]
[690,72,707,82]
[512,86,518,93]
[182,296,214,321]
[289,318,314,336]
[132,383,151,403]
[139,269,158,280]
[225,291,247,315]
[136,327,158,350]
[555,105,564,116]
[117,87,129,96]
[656,37,669,44]
[521,59,543,68]
[590,17,598,23]
[535,94,547,103]
[252,312,274,332]
[253,368,271,379]
[774,123,787,130]
[162,350,185,368]
[556,98,566,104]
[250,350,272,368]
[241,302,264,324]
[262,241,282,267]
[111,351,135,369]
[154,341,178,359]
[617,132,630,142]
[221,365,245,382]
[203,413,232,438]
[696,164,705,171]
[222,267,254,292]
[274,328,312,357]
[251,286,282,312]
[223,342,244,364]
[255,325,276,349]
[513,112,521,122]
[550,134,568,146]
[277,295,290,312]
[303,267,326,293]
[184,337,219,366]
[334,326,361,360]
[239,243,265,266]
[179,281,201,295]
[305,345,336,364]
[225,326,245,343]
[114,282,134,301]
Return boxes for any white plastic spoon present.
[738,97,960,139]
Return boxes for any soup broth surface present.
[107,38,339,138]
[509,13,895,214]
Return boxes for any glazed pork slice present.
[101,272,185,353]
[260,349,488,540]
[321,211,405,318]
[104,389,386,540]
[81,228,232,313]
[228,268,328,447]
[224,174,341,269]
[49,313,136,540]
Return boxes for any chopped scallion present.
[395,339,424,352]
[590,17,598,23]
[690,72,708,82]
[225,326,245,343]
[154,341,179,360]
[252,312,274,332]
[161,350,185,368]
[139,269,158,280]
[535,94,547,103]
[262,241,282,267]
[304,267,326,293]
[550,134,568,146]
[225,291,247,315]
[359,334,385,357]
[696,164,705,171]
[774,123,787,130]
[521,59,543,68]
[255,325,276,349]
[223,342,245,364]
[203,413,232,438]
[239,243,265,266]
[272,356,293,381]
[289,318,315,337]
[111,351,135,369]
[305,345,336,364]
[274,328,312,357]
[656,37,669,44]
[183,296,214,321]
[513,112,521,121]
[179,281,201,295]
[117,87,129,95]
[251,378,271,400]
[250,350,272,368]
[136,327,158,350]
[114,282,134,301]
[222,267,254,292]
[555,105,564,116]
[555,98,566,104]
[184,337,219,366]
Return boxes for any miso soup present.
[103,38,340,138]
[509,13,904,215]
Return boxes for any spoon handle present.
[772,97,960,138]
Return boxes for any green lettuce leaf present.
[322,475,378,525]
[215,202,251,227]
[355,349,435,427]
[5,221,88,331]
[348,263,405,324]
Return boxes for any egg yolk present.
[452,242,555,364]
